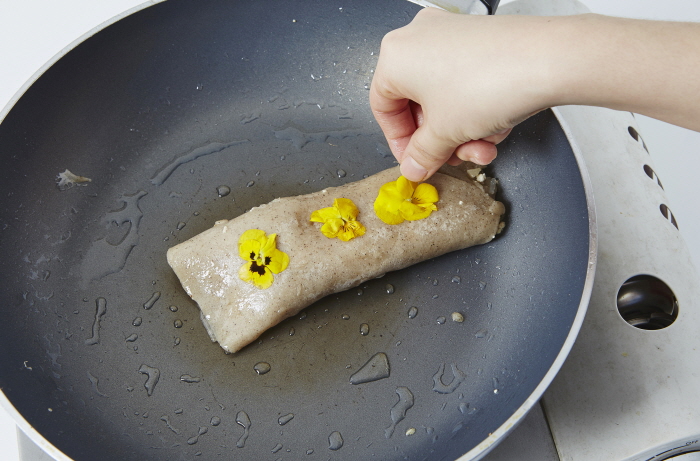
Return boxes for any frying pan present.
[0,0,595,459]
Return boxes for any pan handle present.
[478,0,500,15]
[447,0,500,15]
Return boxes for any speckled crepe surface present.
[167,166,505,353]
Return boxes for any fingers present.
[453,140,498,165]
[399,124,457,182]
[452,128,511,165]
[403,126,511,177]
[369,78,418,163]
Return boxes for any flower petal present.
[265,248,290,274]
[395,176,415,199]
[239,238,262,261]
[310,206,341,223]
[334,198,360,221]
[238,229,266,245]
[375,202,405,225]
[321,218,345,238]
[412,183,439,205]
[400,201,435,221]
[377,184,403,214]
[238,261,274,289]
[338,220,366,241]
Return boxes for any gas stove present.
[1,1,699,460]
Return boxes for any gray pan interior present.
[0,0,591,459]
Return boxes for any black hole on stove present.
[617,275,678,330]
[660,204,679,229]
[628,126,649,152]
[643,164,664,189]
[628,126,639,141]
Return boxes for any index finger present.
[369,78,417,163]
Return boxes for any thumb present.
[399,125,457,182]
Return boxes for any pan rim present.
[456,107,598,461]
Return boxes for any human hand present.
[370,8,552,181]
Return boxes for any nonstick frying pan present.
[0,0,594,459]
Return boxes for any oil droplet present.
[432,279,439,286]
[436,316,446,325]
[169,305,178,312]
[341,314,350,320]
[246,180,255,187]
[138,364,160,396]
[210,416,221,426]
[180,374,202,383]
[350,352,390,384]
[328,431,344,450]
[451,312,464,323]
[174,319,183,328]
[272,443,283,453]
[357,288,363,296]
[217,185,231,197]
[176,222,186,231]
[187,426,208,445]
[337,169,347,178]
[132,317,142,326]
[385,387,414,438]
[278,413,294,425]
[432,363,467,394]
[385,284,395,294]
[459,402,470,414]
[478,281,487,290]
[407,307,418,319]
[475,329,487,338]
[87,371,108,397]
[359,323,370,336]
[143,292,161,310]
[174,337,181,346]
[236,411,251,448]
[289,327,295,336]
[85,297,107,345]
[160,415,180,434]
[125,333,138,342]
[451,276,461,284]
[254,362,271,375]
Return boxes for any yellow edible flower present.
[374,176,439,225]
[310,198,366,241]
[238,229,289,289]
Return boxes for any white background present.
[1,0,699,459]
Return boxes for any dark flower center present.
[249,261,266,276]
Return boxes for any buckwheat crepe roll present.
[167,166,505,353]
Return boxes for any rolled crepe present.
[167,166,505,353]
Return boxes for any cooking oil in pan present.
[235,410,251,448]
[186,426,208,445]
[328,431,344,450]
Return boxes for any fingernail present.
[401,157,428,182]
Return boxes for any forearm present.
[545,14,700,130]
